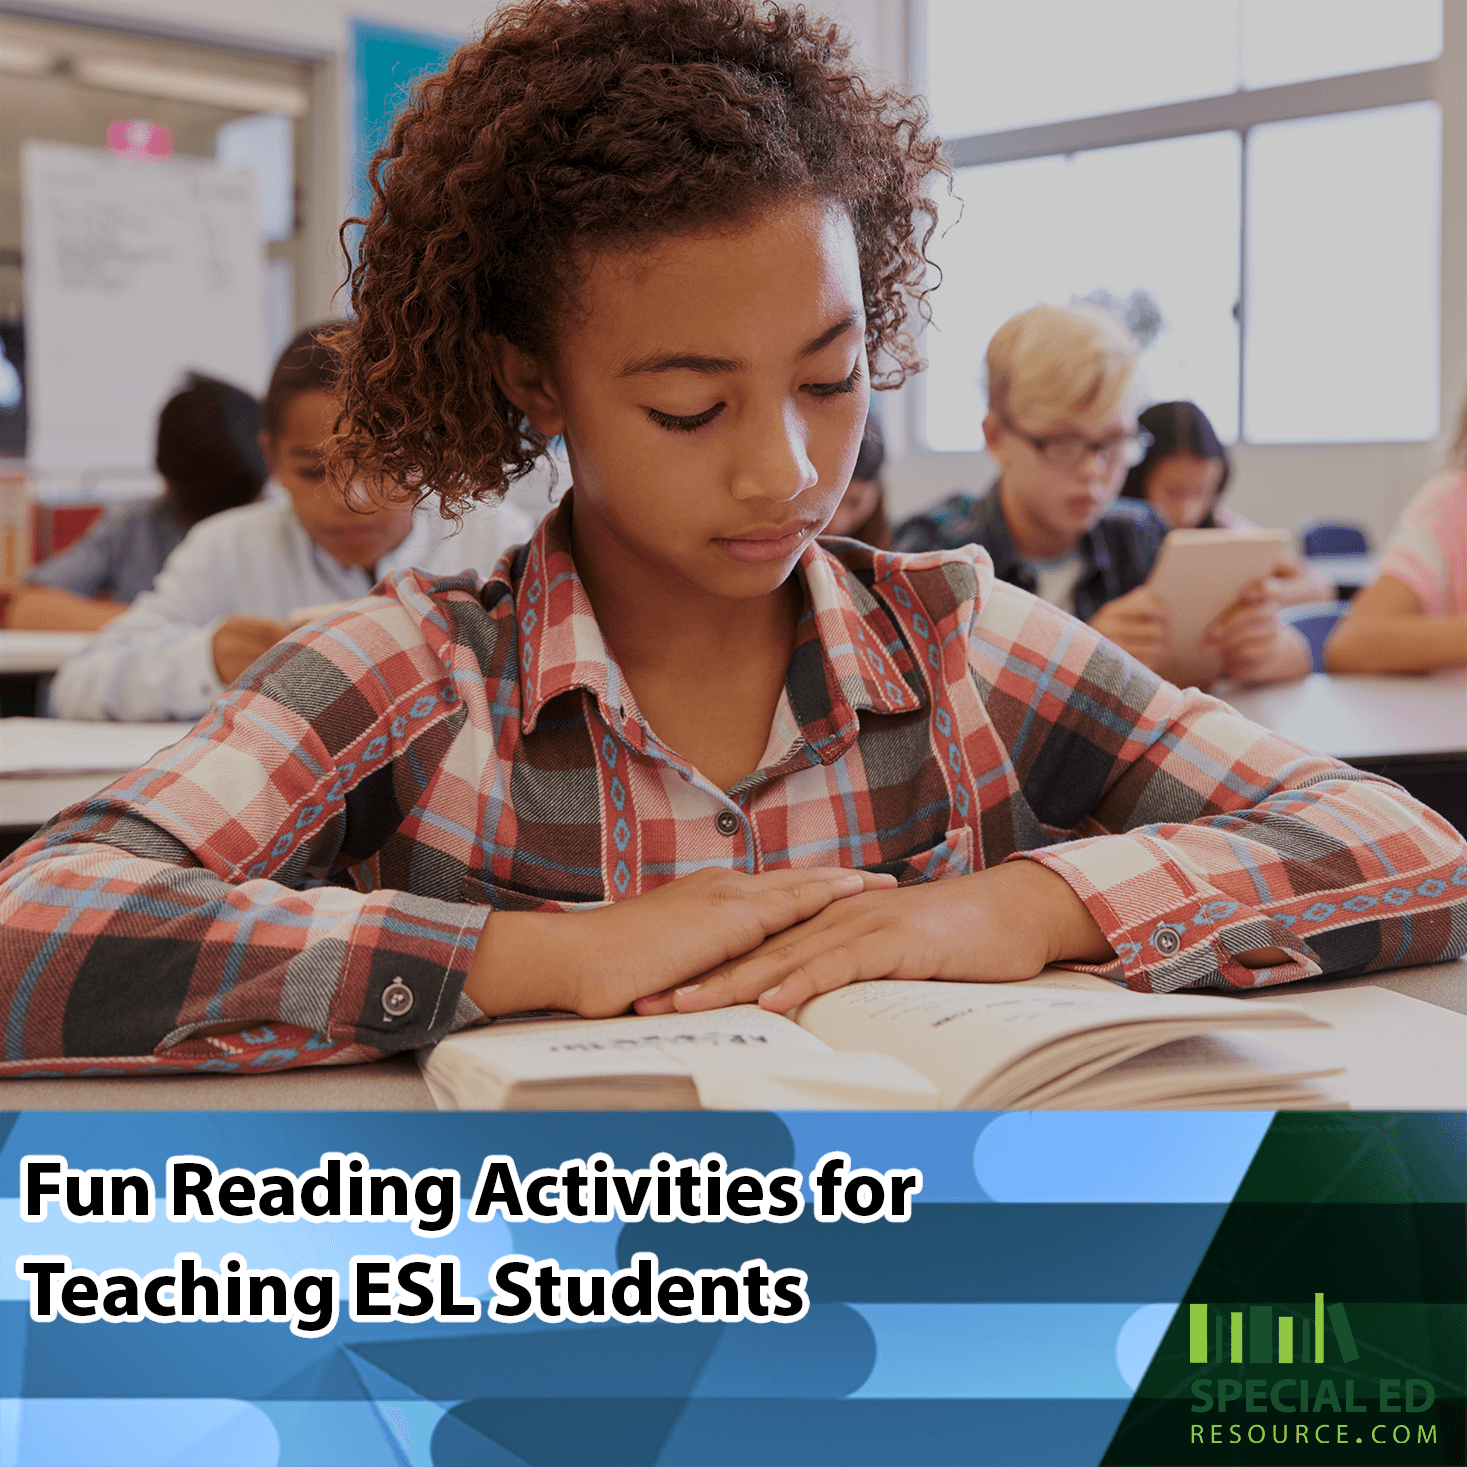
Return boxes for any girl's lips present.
[716,524,812,564]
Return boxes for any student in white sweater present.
[51,326,534,722]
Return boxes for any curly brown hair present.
[329,0,947,512]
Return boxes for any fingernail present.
[759,985,782,1003]
[676,983,701,996]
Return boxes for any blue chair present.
[1299,519,1369,558]
[1280,600,1349,672]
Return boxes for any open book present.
[418,971,1346,1111]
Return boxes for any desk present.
[1305,552,1379,595]
[0,718,195,849]
[1227,668,1467,833]
[0,630,91,673]
[0,959,1460,1112]
[0,630,91,717]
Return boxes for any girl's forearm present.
[1325,614,1467,674]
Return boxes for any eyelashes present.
[805,362,863,400]
[646,403,724,434]
[645,362,863,434]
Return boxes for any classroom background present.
[0,0,1459,554]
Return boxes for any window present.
[927,134,1240,451]
[918,0,1445,448]
[1245,103,1440,444]
[926,0,1239,139]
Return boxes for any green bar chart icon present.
[1189,1304,1207,1363]
[1187,1296,1354,1367]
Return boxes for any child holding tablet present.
[1119,399,1333,606]
[895,309,1310,687]
[0,0,1462,1076]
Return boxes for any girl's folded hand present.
[635,860,1114,1017]
[466,865,896,1019]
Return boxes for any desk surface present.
[0,630,91,673]
[0,959,1460,1112]
[1227,668,1467,762]
[1,718,194,828]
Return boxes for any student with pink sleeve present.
[1327,394,1467,672]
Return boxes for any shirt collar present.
[504,501,922,750]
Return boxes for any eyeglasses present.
[1003,419,1154,471]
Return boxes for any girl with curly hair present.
[1,0,1462,1080]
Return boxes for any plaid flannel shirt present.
[2,501,1464,1077]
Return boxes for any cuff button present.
[382,978,414,1019]
[1151,925,1182,957]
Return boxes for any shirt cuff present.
[189,617,229,706]
[337,895,490,1052]
[1010,834,1323,993]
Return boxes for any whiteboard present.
[22,141,267,477]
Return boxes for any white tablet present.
[1146,528,1291,655]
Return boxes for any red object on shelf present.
[106,119,174,159]
[30,503,104,564]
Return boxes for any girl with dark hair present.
[4,374,266,632]
[1122,399,1331,605]
[2,0,1462,1081]
[1120,401,1234,531]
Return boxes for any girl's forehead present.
[566,198,863,360]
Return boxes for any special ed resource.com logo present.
[1185,1294,1437,1452]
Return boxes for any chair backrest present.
[1299,519,1369,558]
[1280,599,1349,672]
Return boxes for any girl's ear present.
[258,428,279,476]
[488,336,566,437]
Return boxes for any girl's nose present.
[729,408,820,503]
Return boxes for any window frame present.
[906,0,1460,453]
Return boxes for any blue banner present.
[2,1110,1460,1465]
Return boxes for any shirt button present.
[1151,925,1182,957]
[382,978,414,1018]
[715,810,740,837]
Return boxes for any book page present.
[420,1004,829,1108]
[793,979,1322,1108]
[669,1047,939,1110]
[1035,1032,1344,1110]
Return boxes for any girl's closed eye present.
[646,402,724,433]
[647,361,860,432]
[805,360,862,399]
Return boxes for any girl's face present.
[1145,451,1226,530]
[262,389,415,568]
[824,474,882,538]
[496,197,869,602]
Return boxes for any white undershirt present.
[1025,549,1086,615]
